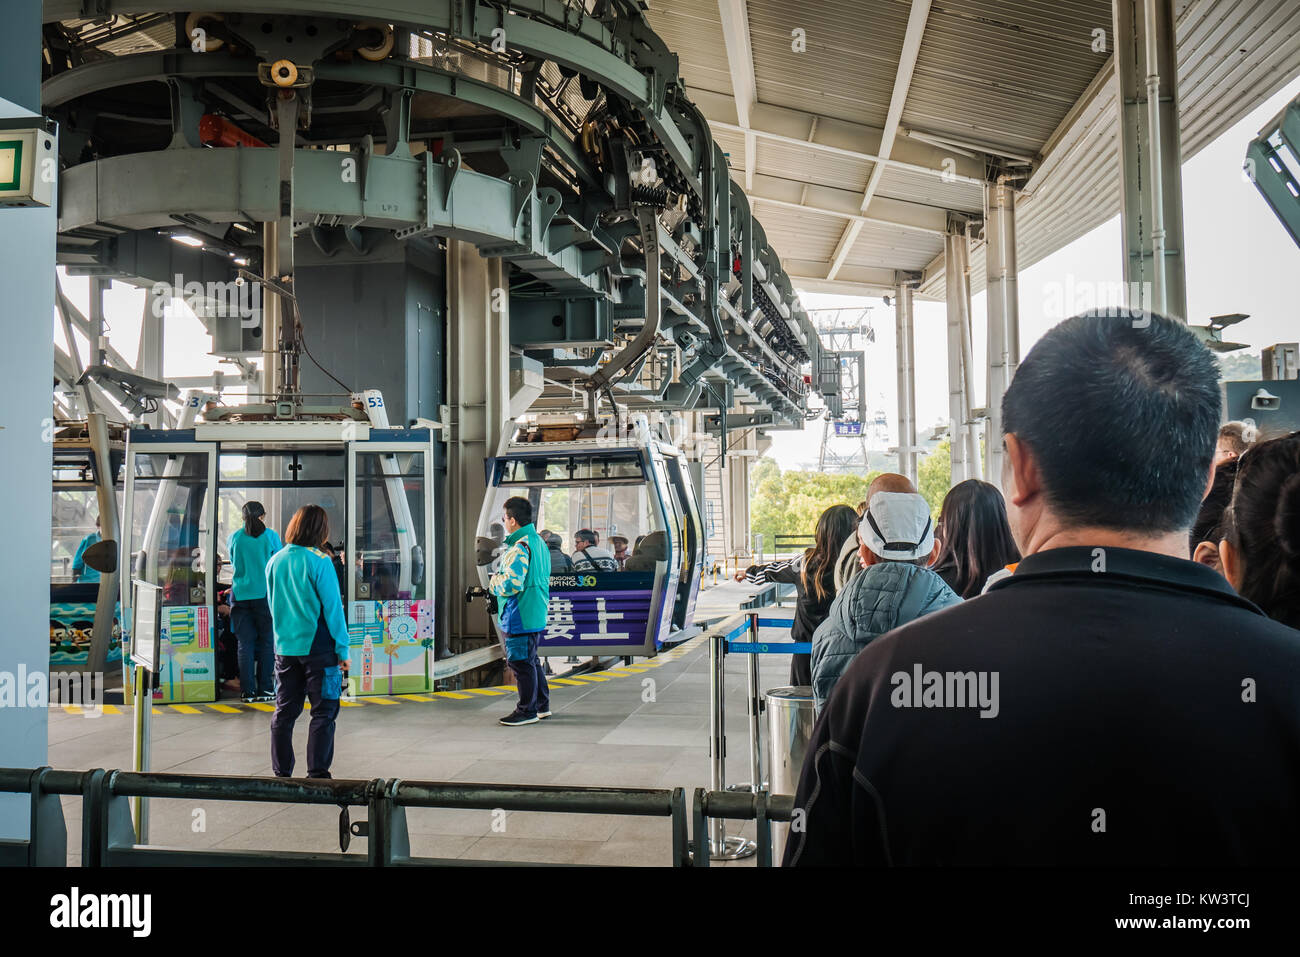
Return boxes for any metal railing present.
[0,767,793,867]
[2,585,807,868]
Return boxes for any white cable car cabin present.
[119,388,436,703]
[476,415,704,658]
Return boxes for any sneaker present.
[240,692,258,704]
[537,710,552,719]
[257,690,276,702]
[498,710,539,726]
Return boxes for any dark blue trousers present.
[506,631,549,717]
[232,597,276,697]
[271,616,343,778]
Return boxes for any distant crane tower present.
[813,306,875,474]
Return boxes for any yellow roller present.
[356,22,395,62]
[270,59,298,88]
[184,11,224,52]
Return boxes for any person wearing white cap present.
[808,490,960,714]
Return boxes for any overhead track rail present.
[42,1,827,430]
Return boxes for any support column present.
[1113,0,1188,320]
[893,277,918,485]
[445,239,510,647]
[944,228,975,486]
[0,0,54,838]
[985,181,1020,489]
[726,427,754,570]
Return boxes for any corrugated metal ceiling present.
[647,1,1297,295]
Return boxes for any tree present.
[749,460,880,554]
[917,440,951,520]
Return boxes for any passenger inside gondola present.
[572,529,619,572]
[624,531,667,572]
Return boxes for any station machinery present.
[41,3,835,694]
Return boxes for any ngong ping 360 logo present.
[151,274,262,327]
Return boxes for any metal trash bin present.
[765,685,815,864]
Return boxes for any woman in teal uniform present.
[71,517,102,582]
[266,504,349,778]
[227,501,283,702]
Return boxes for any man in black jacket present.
[785,310,1300,866]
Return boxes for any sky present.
[773,73,1300,470]
[58,74,1300,465]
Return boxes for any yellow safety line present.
[69,638,706,718]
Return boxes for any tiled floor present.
[44,622,800,867]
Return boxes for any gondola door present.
[346,433,436,695]
[121,435,218,703]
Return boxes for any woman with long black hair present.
[1219,430,1300,630]
[735,504,859,686]
[930,479,1021,598]
[227,501,283,702]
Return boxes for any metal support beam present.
[894,279,918,485]
[984,180,1020,490]
[87,412,121,678]
[1113,0,1188,320]
[717,0,757,193]
[446,238,510,648]
[944,228,977,486]
[826,0,932,280]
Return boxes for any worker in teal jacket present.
[489,496,552,726]
[227,501,283,702]
[71,518,102,583]
[266,504,350,778]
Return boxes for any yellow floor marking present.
[206,704,241,714]
[464,688,508,696]
[339,699,364,707]
[566,674,611,682]
[151,707,163,715]
[61,705,83,715]
[363,696,400,704]
[169,704,201,715]
[103,705,122,715]
[398,694,433,702]
[433,691,472,700]
[546,678,583,686]
[244,701,275,712]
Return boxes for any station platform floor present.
[46,617,799,866]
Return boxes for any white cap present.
[859,492,934,561]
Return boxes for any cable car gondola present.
[476,415,704,657]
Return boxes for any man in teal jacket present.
[489,496,552,726]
